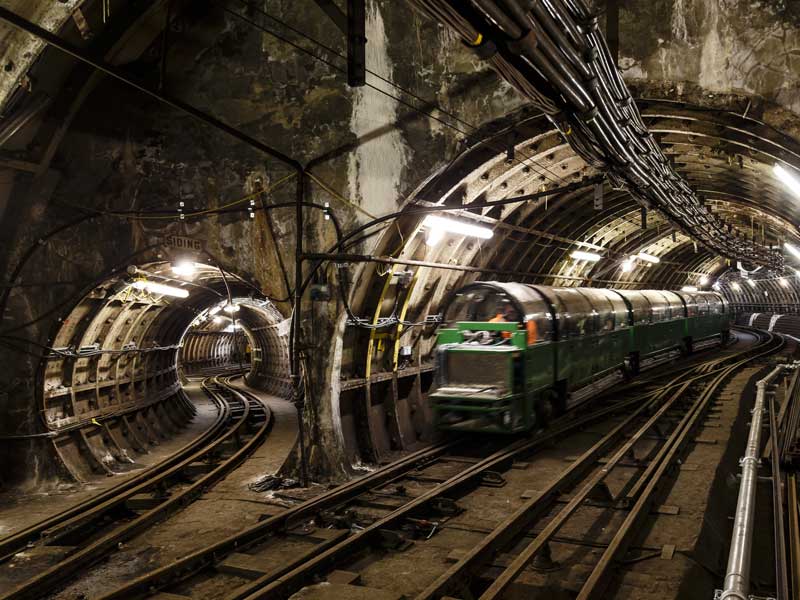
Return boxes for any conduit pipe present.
[720,362,796,600]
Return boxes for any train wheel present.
[534,396,553,428]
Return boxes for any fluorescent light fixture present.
[209,305,222,315]
[780,277,789,288]
[681,286,698,292]
[423,215,493,246]
[621,258,634,273]
[699,275,709,286]
[213,316,224,324]
[732,282,742,292]
[747,279,756,288]
[172,261,196,277]
[223,303,240,313]
[774,164,800,198]
[712,283,721,291]
[785,242,800,261]
[636,252,660,264]
[571,250,602,262]
[131,280,189,298]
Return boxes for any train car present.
[430,282,731,433]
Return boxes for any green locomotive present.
[431,282,731,433]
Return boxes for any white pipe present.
[720,363,793,600]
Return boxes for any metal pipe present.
[720,363,792,600]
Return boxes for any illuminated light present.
[636,252,660,264]
[774,164,800,198]
[747,279,756,288]
[213,316,224,324]
[425,228,444,246]
[571,250,602,262]
[712,283,721,291]
[131,280,189,298]
[681,286,698,292]
[621,257,634,272]
[795,268,800,279]
[780,277,790,288]
[209,305,222,315]
[223,303,240,313]
[785,242,800,261]
[699,275,709,286]
[422,215,493,246]
[732,282,742,292]
[172,261,196,277]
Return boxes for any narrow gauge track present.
[0,376,272,600]
[416,328,784,600]
[94,328,777,600]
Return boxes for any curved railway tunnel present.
[1,1,800,599]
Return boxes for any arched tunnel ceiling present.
[365,100,800,301]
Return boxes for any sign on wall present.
[164,235,205,252]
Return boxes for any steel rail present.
[236,358,744,600]
[575,332,784,600]
[98,383,667,600]
[98,329,753,600]
[96,439,464,599]
[415,330,770,600]
[0,386,216,562]
[414,375,696,600]
[0,377,273,600]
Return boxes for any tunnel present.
[2,1,800,600]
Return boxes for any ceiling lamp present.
[780,277,789,288]
[785,242,800,261]
[747,279,757,288]
[774,164,800,198]
[172,260,197,277]
[131,280,189,298]
[732,282,742,292]
[621,258,634,272]
[636,252,660,264]
[209,305,222,315]
[423,215,493,246]
[681,285,698,292]
[571,250,602,262]
[699,275,709,286]
[223,303,240,313]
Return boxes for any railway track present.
[0,376,272,600]
[90,328,780,600]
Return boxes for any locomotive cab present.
[430,283,553,433]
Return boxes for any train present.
[430,281,732,433]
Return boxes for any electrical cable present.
[407,0,781,268]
